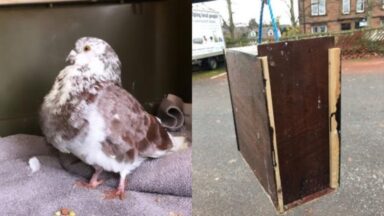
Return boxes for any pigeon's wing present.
[96,85,173,162]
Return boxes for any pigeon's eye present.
[84,45,91,52]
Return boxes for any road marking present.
[210,72,227,80]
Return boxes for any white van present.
[192,7,226,70]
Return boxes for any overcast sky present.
[195,0,299,26]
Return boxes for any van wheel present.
[203,58,218,70]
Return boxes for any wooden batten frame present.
[259,56,284,213]
[328,48,341,189]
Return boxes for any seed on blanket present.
[69,211,76,216]
[54,211,61,216]
[60,208,69,215]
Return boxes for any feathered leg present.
[104,173,127,200]
[75,166,104,189]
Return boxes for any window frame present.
[341,22,352,31]
[311,0,327,16]
[311,24,328,33]
[342,0,350,15]
[356,0,365,13]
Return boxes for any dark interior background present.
[0,0,191,136]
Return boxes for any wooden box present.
[225,37,341,213]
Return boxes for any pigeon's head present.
[66,37,122,83]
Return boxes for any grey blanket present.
[0,134,191,216]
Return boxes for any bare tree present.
[226,0,235,39]
[289,0,297,27]
[283,0,297,26]
[248,18,258,29]
[367,0,373,27]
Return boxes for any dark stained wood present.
[225,49,278,206]
[284,188,334,210]
[258,37,335,206]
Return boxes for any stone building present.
[299,0,384,33]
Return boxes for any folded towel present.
[0,134,191,215]
[0,134,55,162]
[158,94,186,131]
[157,94,192,144]
[0,134,191,197]
[59,147,192,197]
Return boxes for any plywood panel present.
[258,37,334,206]
[225,49,278,206]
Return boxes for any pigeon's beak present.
[66,50,77,65]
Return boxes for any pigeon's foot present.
[75,179,104,189]
[103,188,126,200]
[103,173,127,200]
[74,166,104,189]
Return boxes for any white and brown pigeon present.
[40,37,185,199]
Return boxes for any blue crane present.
[258,0,280,43]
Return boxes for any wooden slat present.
[328,48,341,189]
[259,56,284,213]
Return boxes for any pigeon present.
[40,37,185,199]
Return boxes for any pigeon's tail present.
[168,133,188,152]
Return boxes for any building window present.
[355,21,362,29]
[381,17,384,26]
[355,19,367,29]
[382,0,384,9]
[356,0,364,13]
[342,0,350,14]
[341,23,352,31]
[312,24,328,33]
[311,0,326,16]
